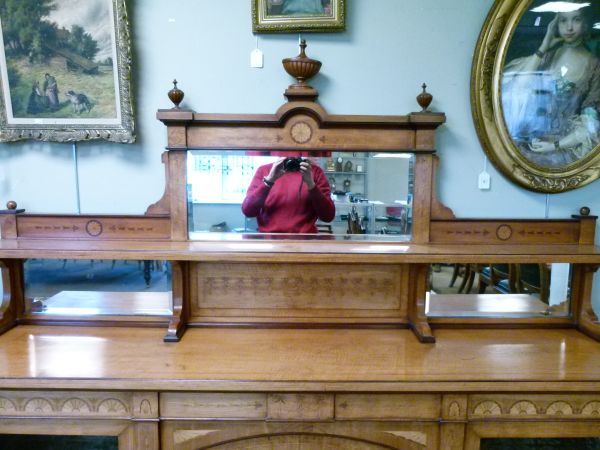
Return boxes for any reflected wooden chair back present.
[478,263,518,294]
[515,263,551,304]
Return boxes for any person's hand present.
[529,138,555,153]
[265,158,286,183]
[540,15,562,54]
[299,160,315,190]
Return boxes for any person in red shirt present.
[242,157,335,233]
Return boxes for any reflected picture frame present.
[252,0,345,33]
[471,0,600,193]
[0,0,134,143]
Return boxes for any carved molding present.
[471,396,600,418]
[0,391,133,418]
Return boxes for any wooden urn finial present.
[168,79,184,109]
[416,83,433,112]
[282,39,321,102]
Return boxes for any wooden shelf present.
[1,238,599,262]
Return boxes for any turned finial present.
[168,79,184,109]
[299,39,307,57]
[580,206,591,216]
[416,83,433,112]
[6,200,16,210]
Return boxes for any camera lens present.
[283,157,302,172]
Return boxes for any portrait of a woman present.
[501,3,600,168]
[267,0,331,16]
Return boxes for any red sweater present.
[241,163,335,233]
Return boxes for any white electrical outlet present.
[250,48,263,68]
[478,171,491,190]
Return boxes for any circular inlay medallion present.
[496,224,513,241]
[290,122,312,144]
[85,219,103,237]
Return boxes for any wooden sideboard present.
[1,58,600,448]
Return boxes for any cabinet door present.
[162,420,438,450]
[466,422,600,450]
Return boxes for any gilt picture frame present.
[472,0,600,193]
[0,0,135,143]
[252,0,345,33]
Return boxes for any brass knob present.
[580,206,590,216]
[6,200,17,210]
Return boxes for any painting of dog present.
[65,90,92,114]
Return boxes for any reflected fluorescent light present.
[355,245,410,252]
[227,243,275,250]
[594,22,600,29]
[530,2,590,13]
[372,153,412,158]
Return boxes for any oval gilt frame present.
[471,0,600,193]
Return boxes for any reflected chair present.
[515,263,551,304]
[450,263,479,293]
[478,263,518,294]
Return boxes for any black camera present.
[283,157,306,172]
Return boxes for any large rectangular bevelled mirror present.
[427,263,571,318]
[186,150,414,240]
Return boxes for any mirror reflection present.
[24,259,172,317]
[187,150,414,240]
[427,263,571,318]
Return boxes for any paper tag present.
[478,171,491,190]
[250,48,264,68]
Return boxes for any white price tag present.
[250,48,263,68]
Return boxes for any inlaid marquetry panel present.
[268,393,334,420]
[162,420,437,450]
[184,115,417,151]
[430,220,580,244]
[442,395,467,421]
[160,393,267,419]
[16,215,170,240]
[0,391,153,418]
[335,394,440,420]
[191,262,408,320]
[469,394,600,419]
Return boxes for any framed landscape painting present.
[252,0,345,33]
[0,0,135,143]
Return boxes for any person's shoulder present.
[256,163,273,174]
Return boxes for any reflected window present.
[187,150,414,240]
[24,259,172,317]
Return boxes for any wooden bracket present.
[164,260,188,342]
[408,263,435,343]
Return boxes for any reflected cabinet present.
[1,45,600,449]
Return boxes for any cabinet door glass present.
[481,438,600,449]
[0,434,118,450]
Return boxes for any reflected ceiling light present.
[530,2,590,13]
[594,22,600,29]
[372,153,412,158]
[356,245,410,252]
